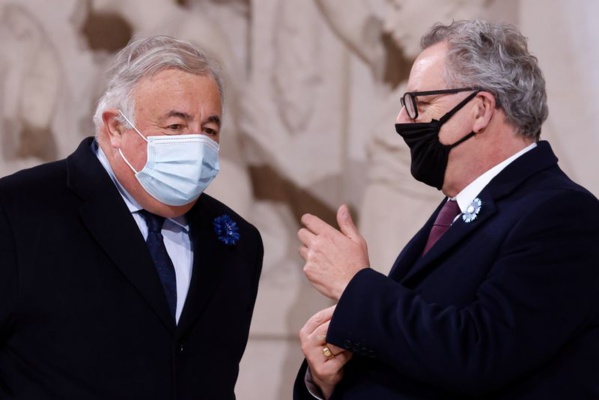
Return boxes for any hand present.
[300,306,352,399]
[298,204,369,300]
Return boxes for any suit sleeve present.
[0,198,18,347]
[326,191,599,395]
[293,360,323,400]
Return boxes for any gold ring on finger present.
[323,346,335,360]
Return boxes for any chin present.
[164,203,195,218]
[145,199,196,218]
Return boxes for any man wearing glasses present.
[294,20,599,399]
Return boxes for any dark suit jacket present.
[295,141,599,399]
[0,138,263,399]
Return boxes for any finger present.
[309,344,351,371]
[297,227,315,247]
[298,245,308,261]
[300,306,336,337]
[312,320,330,342]
[313,347,352,378]
[336,204,361,241]
[325,348,352,367]
[301,212,336,236]
[324,342,345,355]
[301,321,331,357]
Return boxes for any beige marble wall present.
[1,0,597,398]
[519,0,599,196]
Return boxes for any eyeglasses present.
[400,87,481,120]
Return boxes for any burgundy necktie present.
[423,199,461,255]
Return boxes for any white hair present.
[93,35,224,133]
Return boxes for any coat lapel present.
[397,141,559,285]
[176,197,230,337]
[388,213,437,281]
[401,195,498,284]
[67,138,175,332]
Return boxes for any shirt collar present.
[454,142,537,211]
[93,140,189,231]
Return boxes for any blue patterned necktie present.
[139,210,177,319]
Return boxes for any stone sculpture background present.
[0,3,61,173]
[313,0,503,272]
[1,0,597,398]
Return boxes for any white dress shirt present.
[94,142,193,323]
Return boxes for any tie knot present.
[435,199,461,228]
[139,210,166,232]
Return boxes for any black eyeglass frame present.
[400,87,482,120]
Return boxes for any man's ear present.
[102,109,126,148]
[472,91,496,134]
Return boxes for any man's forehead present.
[132,70,221,107]
[406,43,448,91]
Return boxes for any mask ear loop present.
[118,111,148,142]
[438,90,481,149]
[117,110,147,174]
[438,90,481,124]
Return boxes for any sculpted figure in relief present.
[0,3,61,176]
[314,0,490,272]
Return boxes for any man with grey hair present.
[0,35,263,399]
[295,20,599,399]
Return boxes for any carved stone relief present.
[1,1,597,399]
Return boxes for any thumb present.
[337,204,360,240]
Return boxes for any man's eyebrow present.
[205,115,221,127]
[165,110,193,120]
[163,111,221,127]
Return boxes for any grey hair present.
[93,35,224,133]
[421,20,548,139]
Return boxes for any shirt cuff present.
[304,367,325,400]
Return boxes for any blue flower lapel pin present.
[213,214,240,245]
[462,198,482,223]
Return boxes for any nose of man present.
[396,106,412,123]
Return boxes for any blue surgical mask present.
[118,111,220,206]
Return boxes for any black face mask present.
[395,90,479,190]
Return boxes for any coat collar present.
[66,138,231,336]
[390,140,559,284]
[67,138,176,332]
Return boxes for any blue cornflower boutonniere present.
[213,214,240,245]
[462,198,482,223]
